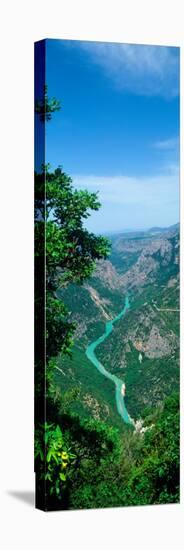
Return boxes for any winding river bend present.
[86,295,133,426]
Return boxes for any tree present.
[123,393,180,506]
[35,85,61,122]
[35,88,111,509]
[35,164,110,366]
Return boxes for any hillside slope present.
[55,225,180,424]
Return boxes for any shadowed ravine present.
[86,295,134,425]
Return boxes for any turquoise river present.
[86,295,134,426]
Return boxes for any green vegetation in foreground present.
[39,392,179,509]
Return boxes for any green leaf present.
[59,473,66,481]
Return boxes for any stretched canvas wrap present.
[34,39,180,511]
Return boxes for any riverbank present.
[86,295,134,426]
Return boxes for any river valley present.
[86,295,134,425]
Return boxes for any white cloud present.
[153,136,179,151]
[72,170,179,208]
[81,42,179,98]
[71,168,179,232]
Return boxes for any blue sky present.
[46,39,179,233]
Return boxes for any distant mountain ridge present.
[147,222,179,234]
[107,222,180,241]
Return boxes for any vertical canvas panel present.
[34,40,46,510]
[34,39,180,511]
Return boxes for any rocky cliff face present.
[109,228,179,292]
[94,227,180,417]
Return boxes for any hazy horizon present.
[89,221,180,237]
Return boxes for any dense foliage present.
[35,422,76,501]
[37,392,179,510]
[67,392,179,509]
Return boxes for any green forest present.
[34,88,180,511]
